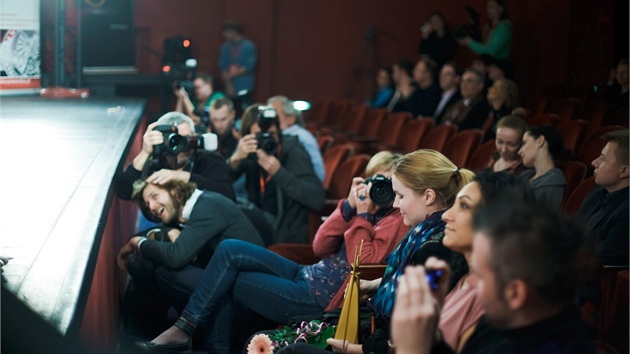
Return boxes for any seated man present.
[116,112,234,203]
[576,129,628,309]
[432,61,462,121]
[227,104,325,244]
[267,95,325,182]
[208,97,239,159]
[390,188,595,354]
[440,68,490,131]
[117,180,264,307]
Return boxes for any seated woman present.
[484,112,528,175]
[324,150,475,354]
[131,151,410,354]
[367,67,395,108]
[278,172,527,354]
[518,125,568,209]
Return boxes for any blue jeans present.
[180,239,323,351]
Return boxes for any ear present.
[503,279,528,311]
[424,189,437,206]
[620,165,629,180]
[536,135,546,148]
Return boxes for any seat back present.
[418,124,457,151]
[327,154,371,200]
[551,97,583,124]
[322,143,354,189]
[604,107,629,128]
[467,139,497,171]
[442,129,484,167]
[397,118,435,153]
[377,111,412,147]
[344,105,370,133]
[317,134,335,154]
[558,119,589,156]
[577,102,613,133]
[528,112,560,126]
[532,94,554,115]
[359,108,388,137]
[563,176,597,214]
[558,160,587,209]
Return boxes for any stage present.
[0,95,144,342]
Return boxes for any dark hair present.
[489,0,509,20]
[211,97,234,111]
[473,189,591,306]
[604,129,629,163]
[474,171,531,207]
[240,103,282,139]
[196,72,214,85]
[131,180,197,223]
[463,68,485,84]
[395,60,415,78]
[418,55,438,82]
[526,125,568,161]
[222,20,242,34]
[442,61,463,77]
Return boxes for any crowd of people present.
[106,5,629,354]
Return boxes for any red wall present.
[133,0,618,110]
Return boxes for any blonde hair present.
[393,149,475,208]
[366,151,402,177]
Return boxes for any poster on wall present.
[0,0,40,95]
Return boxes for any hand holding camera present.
[142,122,166,156]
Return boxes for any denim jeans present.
[180,239,323,351]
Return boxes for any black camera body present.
[153,124,218,156]
[453,5,481,41]
[363,174,395,207]
[255,106,279,156]
[174,79,194,97]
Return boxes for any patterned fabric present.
[301,246,349,308]
[369,210,446,318]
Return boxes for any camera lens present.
[364,175,395,207]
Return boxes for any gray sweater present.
[520,168,567,209]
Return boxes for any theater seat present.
[558,160,587,209]
[419,124,457,152]
[322,143,355,190]
[563,176,597,214]
[559,119,589,156]
[577,126,626,174]
[392,117,435,153]
[442,129,483,168]
[467,140,496,171]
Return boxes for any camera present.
[363,174,395,207]
[153,124,218,156]
[425,269,442,291]
[255,106,278,156]
[453,5,481,41]
[174,79,194,96]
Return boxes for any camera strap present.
[257,143,282,194]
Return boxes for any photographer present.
[116,111,234,202]
[174,72,226,128]
[227,104,325,244]
[208,97,239,159]
[457,0,512,60]
[418,12,457,70]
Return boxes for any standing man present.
[220,20,257,115]
[174,72,225,129]
[267,95,325,182]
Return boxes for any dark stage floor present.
[0,95,144,334]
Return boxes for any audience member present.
[268,95,325,182]
[484,112,528,175]
[368,67,395,108]
[228,104,325,244]
[115,112,235,203]
[132,152,410,354]
[391,60,421,115]
[390,189,595,354]
[433,61,462,121]
[208,97,239,159]
[174,72,225,128]
[606,58,629,110]
[518,125,567,209]
[325,150,475,354]
[418,12,458,69]
[458,0,512,60]
[471,54,493,89]
[116,180,264,309]
[441,69,491,131]
[578,129,629,265]
[485,78,520,138]
[410,56,442,117]
[220,20,257,113]
[387,60,415,111]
